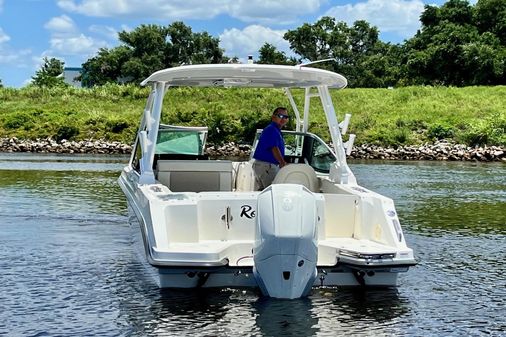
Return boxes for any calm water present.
[0,153,504,336]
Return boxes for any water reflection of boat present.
[253,297,318,336]
[118,64,417,299]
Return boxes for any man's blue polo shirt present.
[253,122,285,165]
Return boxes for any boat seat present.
[156,160,233,192]
[272,164,319,192]
[235,160,257,191]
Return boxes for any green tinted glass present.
[155,129,206,155]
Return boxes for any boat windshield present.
[252,130,337,173]
[155,125,208,156]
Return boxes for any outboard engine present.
[253,184,318,299]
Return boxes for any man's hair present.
[272,107,287,115]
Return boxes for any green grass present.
[331,86,506,146]
[0,84,504,147]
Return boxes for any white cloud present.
[57,0,323,23]
[89,25,118,41]
[219,25,291,60]
[49,34,101,55]
[229,0,323,24]
[0,27,10,43]
[0,48,31,65]
[120,24,132,33]
[0,53,17,63]
[43,15,108,57]
[57,0,227,19]
[44,15,78,34]
[0,28,32,66]
[324,0,425,38]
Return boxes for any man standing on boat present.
[252,107,289,189]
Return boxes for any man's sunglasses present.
[276,114,290,120]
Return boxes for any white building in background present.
[63,67,82,87]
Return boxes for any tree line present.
[30,0,505,88]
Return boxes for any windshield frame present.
[251,130,337,174]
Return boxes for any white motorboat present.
[118,63,416,299]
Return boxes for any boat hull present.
[120,167,416,294]
[128,201,411,290]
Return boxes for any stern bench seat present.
[156,160,233,192]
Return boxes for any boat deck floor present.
[319,238,398,254]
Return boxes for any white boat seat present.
[272,164,319,192]
[156,160,233,192]
[235,160,257,191]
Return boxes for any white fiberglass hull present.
[130,219,404,290]
[123,180,415,292]
[132,235,403,290]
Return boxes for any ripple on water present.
[0,156,505,336]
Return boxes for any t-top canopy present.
[140,64,347,89]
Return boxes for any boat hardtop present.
[140,63,348,88]
[118,63,416,299]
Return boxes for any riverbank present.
[1,137,504,162]
[1,85,505,148]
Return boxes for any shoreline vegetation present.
[1,137,504,162]
[0,84,504,162]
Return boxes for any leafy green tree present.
[81,22,225,85]
[356,43,404,87]
[345,21,397,86]
[81,46,131,87]
[440,0,474,25]
[420,5,440,28]
[257,43,296,65]
[284,16,339,63]
[475,0,506,44]
[190,31,226,65]
[0,78,3,88]
[119,24,168,81]
[224,56,240,64]
[284,17,397,87]
[405,22,478,85]
[462,33,506,85]
[403,0,505,85]
[31,57,66,87]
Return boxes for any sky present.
[0,0,458,87]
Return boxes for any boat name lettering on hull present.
[240,205,256,219]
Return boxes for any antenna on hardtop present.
[299,58,337,67]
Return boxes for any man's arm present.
[271,146,287,167]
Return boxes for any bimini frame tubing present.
[317,85,356,185]
[139,81,166,184]
[284,88,302,133]
[285,84,356,185]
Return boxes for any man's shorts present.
[252,160,280,190]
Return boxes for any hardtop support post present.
[139,81,166,184]
[303,87,311,133]
[284,88,302,133]
[317,85,356,185]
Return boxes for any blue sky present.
[0,0,456,87]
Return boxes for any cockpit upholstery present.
[272,164,319,192]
